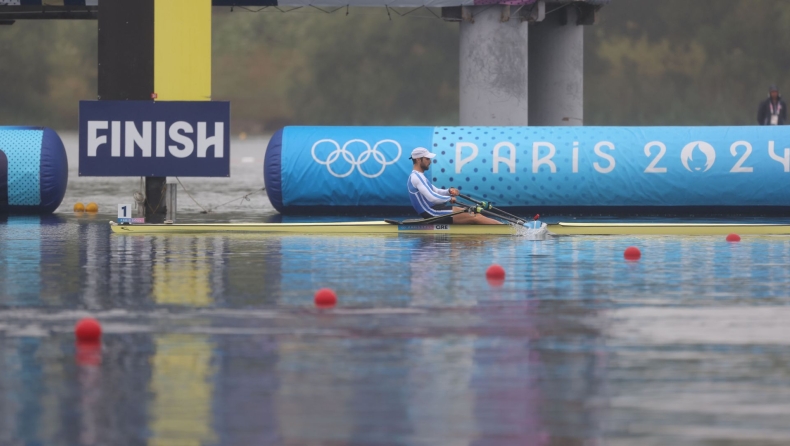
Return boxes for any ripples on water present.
[0,136,788,445]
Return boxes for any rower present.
[407,147,500,225]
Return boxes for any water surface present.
[0,135,788,445]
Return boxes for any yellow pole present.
[154,0,211,101]
[149,4,215,445]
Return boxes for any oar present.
[457,193,532,223]
[456,194,537,225]
[452,201,535,227]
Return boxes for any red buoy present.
[486,264,506,280]
[726,233,741,242]
[75,318,102,342]
[623,246,641,260]
[314,288,337,307]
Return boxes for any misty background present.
[1,0,789,133]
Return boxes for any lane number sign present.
[117,204,144,223]
[118,204,132,218]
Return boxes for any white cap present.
[410,147,436,160]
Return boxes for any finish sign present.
[79,100,230,177]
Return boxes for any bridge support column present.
[528,5,584,126]
[459,5,530,126]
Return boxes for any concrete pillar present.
[528,6,584,126]
[459,6,530,126]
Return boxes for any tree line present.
[0,0,788,131]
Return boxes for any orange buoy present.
[85,202,99,213]
[73,202,85,212]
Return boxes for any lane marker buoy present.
[75,318,102,342]
[486,264,506,280]
[314,288,337,307]
[624,246,641,260]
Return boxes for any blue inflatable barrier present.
[0,127,68,214]
[264,126,790,215]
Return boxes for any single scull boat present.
[109,220,790,236]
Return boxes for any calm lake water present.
[0,135,788,445]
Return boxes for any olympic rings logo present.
[311,139,402,178]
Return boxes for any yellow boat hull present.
[549,222,790,235]
[110,221,521,235]
[110,221,790,236]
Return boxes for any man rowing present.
[407,147,501,225]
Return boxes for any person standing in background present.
[758,85,787,125]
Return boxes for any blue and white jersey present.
[407,170,452,216]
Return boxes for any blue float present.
[264,126,790,215]
[0,127,68,214]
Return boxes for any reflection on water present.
[2,217,41,305]
[0,215,789,444]
[149,334,215,446]
[152,238,221,307]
